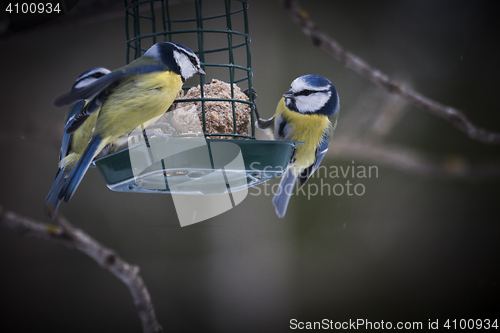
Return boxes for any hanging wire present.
[123,0,255,139]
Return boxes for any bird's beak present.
[283,90,294,99]
[198,67,206,75]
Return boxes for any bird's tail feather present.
[272,168,298,218]
[45,168,66,219]
[60,136,103,203]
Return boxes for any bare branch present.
[0,206,163,333]
[280,0,500,144]
[329,137,500,182]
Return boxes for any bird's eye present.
[92,73,106,79]
[297,90,314,96]
[187,54,199,67]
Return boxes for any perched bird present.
[45,67,111,217]
[255,75,339,218]
[53,42,205,204]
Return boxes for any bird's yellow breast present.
[96,71,183,140]
[275,98,331,173]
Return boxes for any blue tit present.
[52,42,205,204]
[45,67,111,217]
[255,75,340,218]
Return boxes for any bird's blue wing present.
[65,99,100,134]
[53,64,167,107]
[59,135,104,202]
[45,168,67,218]
[56,64,167,134]
[59,100,85,159]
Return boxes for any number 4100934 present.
[444,319,498,330]
[6,2,61,14]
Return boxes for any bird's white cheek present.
[174,50,197,80]
[295,92,330,113]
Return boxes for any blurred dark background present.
[1,0,499,331]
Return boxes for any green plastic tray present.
[94,137,303,195]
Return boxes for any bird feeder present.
[94,0,302,195]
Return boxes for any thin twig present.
[280,0,500,144]
[329,137,500,182]
[0,205,163,333]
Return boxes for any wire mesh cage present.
[125,0,254,139]
[94,0,302,195]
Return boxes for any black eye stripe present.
[294,89,327,96]
[76,72,106,84]
[299,90,313,96]
[173,45,198,65]
[179,49,199,67]
[188,54,198,66]
[91,72,106,79]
